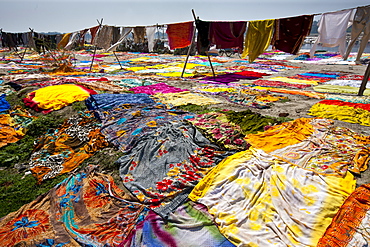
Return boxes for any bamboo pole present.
[90,18,103,72]
[358,62,370,96]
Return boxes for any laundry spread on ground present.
[1,31,370,247]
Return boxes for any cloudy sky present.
[0,0,368,33]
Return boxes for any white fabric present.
[106,27,133,52]
[146,26,157,52]
[64,32,79,50]
[310,9,353,58]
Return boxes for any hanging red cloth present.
[209,21,247,49]
[166,21,194,50]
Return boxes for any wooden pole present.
[181,9,215,78]
[90,18,103,72]
[113,51,123,70]
[358,62,370,96]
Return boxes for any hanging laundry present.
[106,27,133,52]
[93,25,114,50]
[242,19,275,62]
[195,20,211,55]
[56,33,71,49]
[310,9,354,58]
[89,25,100,44]
[146,26,157,52]
[166,21,194,50]
[344,6,370,63]
[209,21,247,49]
[272,15,314,55]
[64,32,79,50]
[133,26,146,43]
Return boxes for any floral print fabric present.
[28,111,109,182]
[0,166,144,247]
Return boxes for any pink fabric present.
[130,83,189,95]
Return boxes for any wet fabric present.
[242,19,275,62]
[166,21,194,50]
[116,121,232,218]
[0,166,144,247]
[119,201,235,247]
[317,184,370,247]
[95,103,194,153]
[186,111,249,150]
[85,93,155,110]
[209,21,247,49]
[309,99,370,126]
[189,147,356,247]
[22,84,97,113]
[28,111,109,182]
[0,107,35,148]
[272,15,314,54]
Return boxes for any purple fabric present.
[209,21,247,49]
[130,82,189,95]
[201,73,260,83]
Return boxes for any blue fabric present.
[0,94,11,112]
[85,93,155,111]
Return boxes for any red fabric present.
[166,21,194,50]
[319,100,370,111]
[89,26,100,44]
[209,21,247,49]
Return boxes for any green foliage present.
[0,169,68,218]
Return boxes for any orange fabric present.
[166,21,194,49]
[244,118,314,153]
[317,184,370,246]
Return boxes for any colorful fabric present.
[0,107,35,148]
[0,94,11,112]
[209,21,247,49]
[253,79,312,89]
[220,89,288,109]
[153,91,222,107]
[313,84,370,95]
[189,147,356,247]
[0,166,144,247]
[308,99,370,126]
[186,111,249,150]
[85,93,155,110]
[116,121,232,218]
[166,21,194,50]
[95,103,194,153]
[130,82,188,95]
[272,15,314,54]
[120,201,235,247]
[245,117,370,176]
[242,19,275,62]
[28,111,109,182]
[22,84,97,113]
[317,184,370,247]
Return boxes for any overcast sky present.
[0,0,369,33]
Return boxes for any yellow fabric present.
[189,147,356,247]
[309,103,370,126]
[244,118,314,153]
[267,76,319,85]
[156,72,194,77]
[242,19,275,62]
[28,84,92,111]
[313,85,370,95]
[57,33,72,49]
[153,91,221,106]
